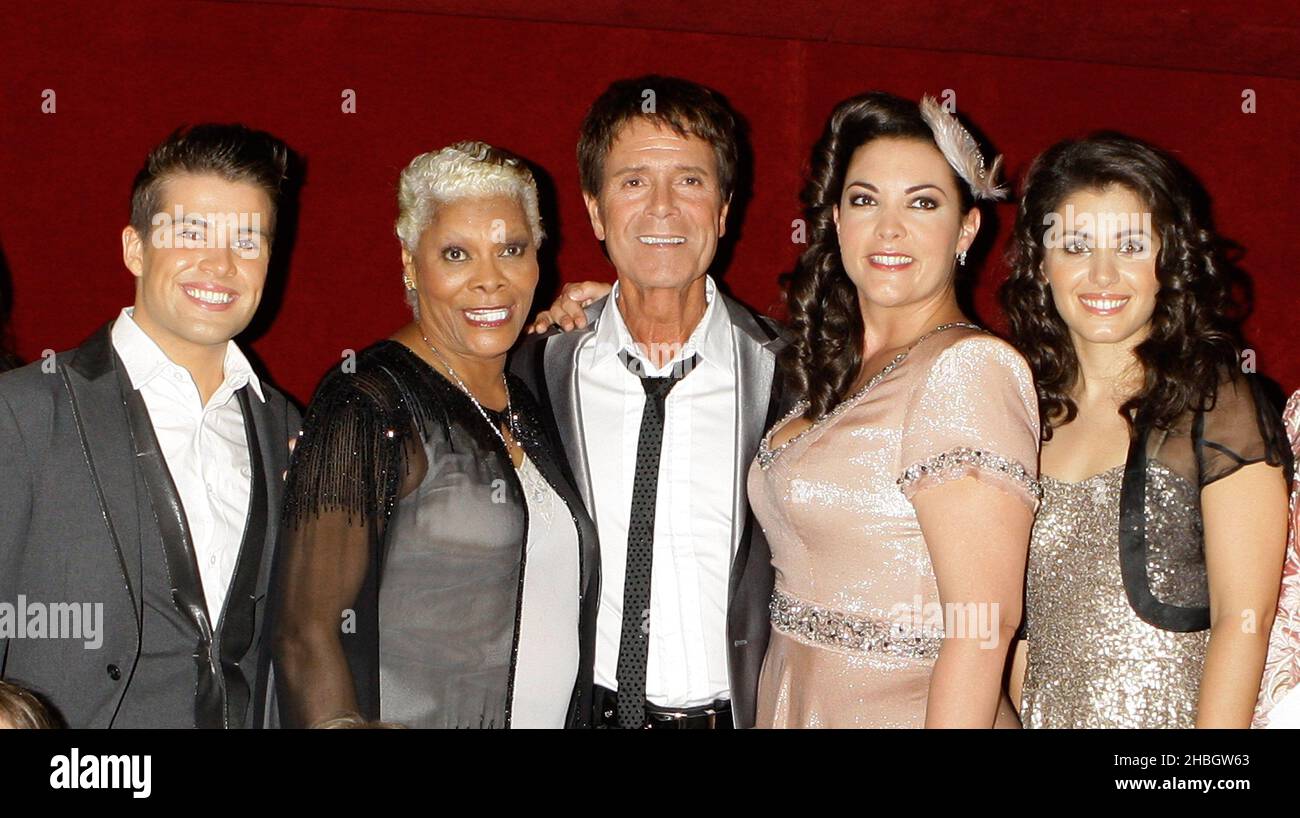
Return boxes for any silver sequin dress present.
[1020,464,1209,728]
[1020,374,1291,728]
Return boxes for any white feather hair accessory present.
[918,95,1007,201]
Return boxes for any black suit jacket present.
[0,322,299,728]
[511,292,790,728]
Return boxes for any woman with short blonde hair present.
[272,141,599,729]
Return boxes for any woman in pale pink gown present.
[750,92,1040,728]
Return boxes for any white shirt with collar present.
[111,307,263,622]
[578,275,738,708]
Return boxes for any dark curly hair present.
[785,92,978,420]
[999,133,1242,440]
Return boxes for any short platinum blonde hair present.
[396,141,544,315]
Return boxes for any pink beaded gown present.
[748,325,1041,728]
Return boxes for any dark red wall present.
[2,1,1297,405]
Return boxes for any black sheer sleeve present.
[272,364,426,728]
[1197,373,1293,487]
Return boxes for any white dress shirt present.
[111,307,263,622]
[579,276,737,708]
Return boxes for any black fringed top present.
[268,340,600,728]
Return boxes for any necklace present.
[419,333,521,453]
[758,321,981,469]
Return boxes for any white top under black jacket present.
[579,276,737,708]
[111,307,262,619]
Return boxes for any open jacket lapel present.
[240,386,283,607]
[62,323,144,628]
[214,387,270,727]
[542,298,603,512]
[721,294,784,564]
[120,364,227,727]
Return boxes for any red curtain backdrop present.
[2,1,1297,405]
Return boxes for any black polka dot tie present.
[615,351,698,729]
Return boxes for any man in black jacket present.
[0,124,299,728]
[513,76,787,729]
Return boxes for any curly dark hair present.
[785,91,978,420]
[999,133,1242,440]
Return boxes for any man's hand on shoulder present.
[526,281,612,335]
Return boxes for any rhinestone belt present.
[769,588,942,660]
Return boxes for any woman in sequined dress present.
[748,92,1041,728]
[1001,135,1292,728]
[269,142,600,729]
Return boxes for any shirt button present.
[173,370,186,382]
[210,555,217,566]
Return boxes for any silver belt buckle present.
[648,705,719,727]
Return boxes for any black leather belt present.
[594,686,733,729]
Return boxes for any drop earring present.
[957,250,967,266]
[403,274,416,290]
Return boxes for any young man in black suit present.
[0,124,300,728]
